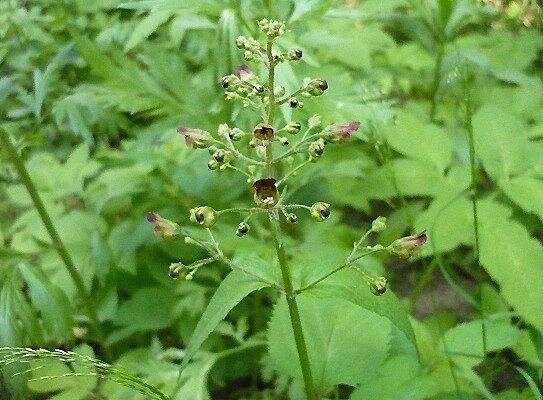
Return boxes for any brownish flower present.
[253,178,279,207]
[390,231,427,258]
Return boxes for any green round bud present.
[289,97,299,108]
[287,213,298,223]
[287,48,303,60]
[208,160,219,170]
[236,222,250,237]
[255,85,265,94]
[371,216,387,233]
[279,136,289,146]
[370,277,387,296]
[284,122,301,134]
[308,138,325,159]
[168,262,187,280]
[306,78,328,96]
[310,202,331,222]
[189,206,217,228]
[213,149,226,163]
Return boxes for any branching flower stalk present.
[149,19,427,399]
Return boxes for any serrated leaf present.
[268,295,391,393]
[181,270,269,368]
[478,199,543,334]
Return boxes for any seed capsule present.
[287,213,298,223]
[289,97,299,108]
[310,202,331,222]
[236,222,250,237]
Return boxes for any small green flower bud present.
[208,160,219,170]
[310,202,331,222]
[289,97,299,108]
[255,85,265,94]
[229,128,244,141]
[279,136,289,146]
[213,149,226,163]
[287,48,303,60]
[284,122,301,134]
[306,78,328,96]
[370,277,387,296]
[308,114,322,131]
[236,222,250,237]
[147,212,179,239]
[235,35,246,49]
[287,213,298,223]
[168,262,187,280]
[189,206,217,228]
[308,138,325,159]
[390,231,427,258]
[371,216,387,233]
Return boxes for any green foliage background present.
[1,0,543,399]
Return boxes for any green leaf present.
[17,263,73,341]
[305,267,416,347]
[440,317,521,369]
[478,199,543,334]
[383,111,453,172]
[113,287,175,333]
[499,175,543,221]
[181,270,269,368]
[125,10,172,51]
[473,104,530,180]
[268,294,392,393]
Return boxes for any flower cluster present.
[147,19,426,294]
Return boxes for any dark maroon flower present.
[391,231,427,258]
[177,127,213,149]
[325,121,360,143]
[253,123,275,140]
[253,178,279,207]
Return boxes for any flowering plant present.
[149,19,426,399]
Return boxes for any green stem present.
[269,217,316,400]
[464,93,480,260]
[0,130,104,344]
[430,42,444,122]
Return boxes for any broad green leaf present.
[268,295,391,393]
[305,267,416,347]
[440,317,520,369]
[181,270,269,368]
[499,175,543,221]
[113,286,176,332]
[478,199,543,334]
[383,111,453,172]
[473,104,529,180]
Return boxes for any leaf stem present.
[0,130,104,345]
[269,216,316,400]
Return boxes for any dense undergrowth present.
[1,0,543,399]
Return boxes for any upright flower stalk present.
[148,19,426,399]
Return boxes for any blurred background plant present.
[1,0,542,399]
